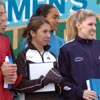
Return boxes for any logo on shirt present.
[74,57,83,62]
[63,86,72,91]
[47,57,51,60]
[99,56,100,60]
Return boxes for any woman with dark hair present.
[16,16,63,100]
[22,4,65,58]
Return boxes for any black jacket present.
[15,43,61,100]
[58,35,100,99]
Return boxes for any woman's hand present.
[4,74,17,84]
[1,61,17,84]
[83,90,97,100]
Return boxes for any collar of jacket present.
[75,35,94,44]
[28,42,51,51]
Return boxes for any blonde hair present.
[66,9,96,41]
[66,13,76,41]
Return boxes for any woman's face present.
[31,23,51,51]
[0,13,7,33]
[0,4,5,28]
[77,16,96,40]
[45,7,59,31]
[0,4,5,16]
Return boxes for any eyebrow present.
[53,14,59,18]
[0,11,5,16]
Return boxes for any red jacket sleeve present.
[12,74,22,88]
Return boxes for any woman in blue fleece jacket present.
[58,9,99,100]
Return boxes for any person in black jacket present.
[15,16,63,100]
[58,9,99,100]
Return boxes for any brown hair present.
[22,16,50,43]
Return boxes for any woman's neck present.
[32,41,43,52]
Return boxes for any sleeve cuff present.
[0,70,3,83]
[12,74,22,88]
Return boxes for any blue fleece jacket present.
[58,35,100,99]
[48,32,65,58]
